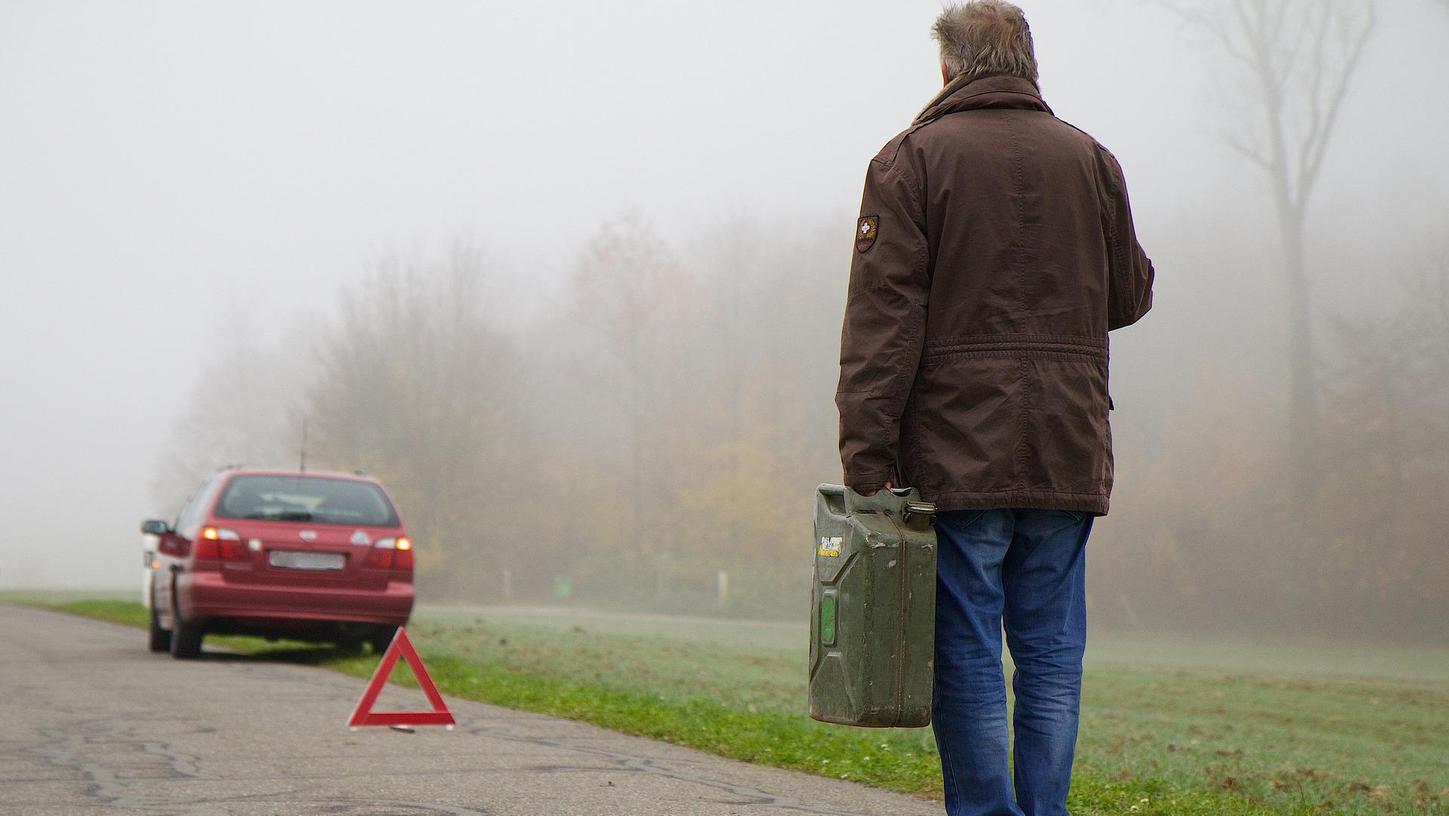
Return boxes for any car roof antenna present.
[299,419,308,473]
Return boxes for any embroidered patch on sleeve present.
[855,215,879,253]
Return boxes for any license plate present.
[268,550,345,571]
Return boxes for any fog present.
[2,1,1447,640]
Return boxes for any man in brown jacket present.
[836,3,1154,814]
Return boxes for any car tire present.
[148,594,171,653]
[170,601,204,659]
[369,625,399,654]
[335,637,365,655]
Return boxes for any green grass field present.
[12,595,1448,815]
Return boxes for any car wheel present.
[335,637,365,655]
[369,625,399,654]
[170,602,204,659]
[147,593,171,653]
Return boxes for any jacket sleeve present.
[835,156,930,493]
[1101,150,1155,331]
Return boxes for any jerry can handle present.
[844,484,921,515]
[816,484,848,519]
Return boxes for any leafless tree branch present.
[1223,130,1275,171]
[1297,2,1375,206]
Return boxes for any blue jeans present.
[932,509,1092,816]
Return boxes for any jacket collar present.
[913,74,1052,125]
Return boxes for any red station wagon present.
[141,467,415,658]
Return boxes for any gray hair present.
[932,1,1039,87]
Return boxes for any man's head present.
[932,1,1039,88]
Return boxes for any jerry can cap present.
[903,500,936,523]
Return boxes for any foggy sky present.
[2,0,1447,588]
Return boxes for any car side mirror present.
[141,519,171,536]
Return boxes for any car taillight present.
[366,536,413,571]
[198,526,244,560]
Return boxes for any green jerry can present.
[809,484,938,728]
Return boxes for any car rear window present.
[214,475,400,527]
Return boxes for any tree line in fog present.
[151,214,844,617]
[150,210,1449,638]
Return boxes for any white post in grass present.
[716,570,729,608]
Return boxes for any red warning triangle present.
[347,627,456,729]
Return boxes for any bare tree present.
[307,244,518,597]
[1177,0,1375,486]
[572,212,682,559]
[151,341,311,511]
[1315,250,1449,636]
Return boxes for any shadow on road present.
[192,642,375,666]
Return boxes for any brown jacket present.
[836,75,1154,515]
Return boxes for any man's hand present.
[853,481,893,497]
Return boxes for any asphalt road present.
[1,606,942,816]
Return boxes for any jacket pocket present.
[1019,356,1111,497]
[911,355,1023,495]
